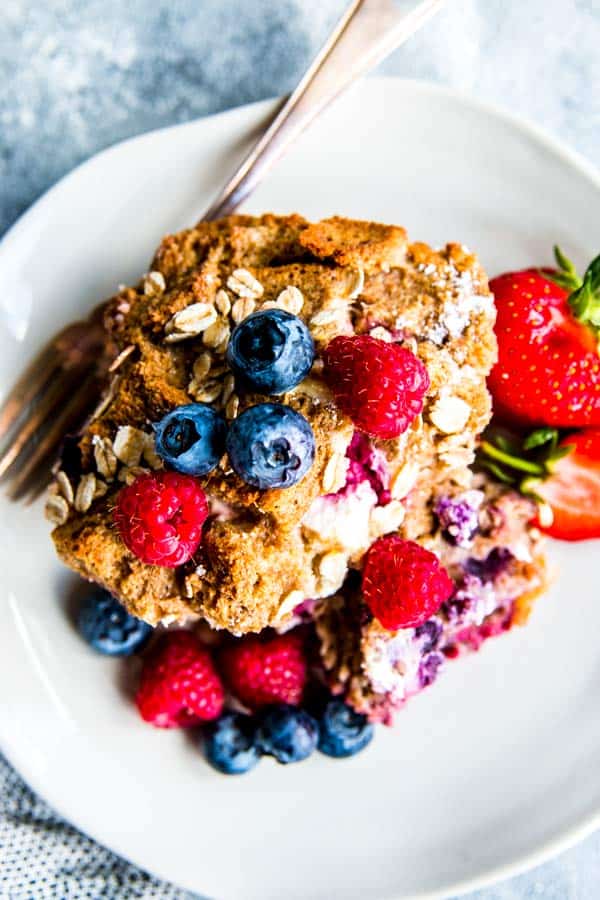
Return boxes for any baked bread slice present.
[314,474,547,723]
[48,214,498,634]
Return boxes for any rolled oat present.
[231,296,256,324]
[92,434,118,480]
[45,493,69,525]
[118,465,149,485]
[227,268,264,300]
[74,473,96,513]
[144,270,166,297]
[215,289,232,315]
[165,303,217,341]
[429,394,471,434]
[56,470,74,505]
[263,285,304,315]
[113,426,146,467]
[225,393,240,419]
[202,319,230,353]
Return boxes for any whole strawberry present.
[362,536,454,630]
[220,631,307,709]
[322,335,430,439]
[488,247,600,428]
[136,631,224,728]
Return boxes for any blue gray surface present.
[1,0,600,897]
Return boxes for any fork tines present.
[0,320,108,502]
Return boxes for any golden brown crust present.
[511,555,549,625]
[51,213,498,632]
[299,216,407,270]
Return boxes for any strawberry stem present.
[544,246,600,333]
[523,426,559,451]
[476,425,574,499]
[520,476,543,496]
[478,459,517,484]
[479,440,545,476]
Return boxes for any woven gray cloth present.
[0,754,194,899]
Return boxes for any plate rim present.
[2,76,600,899]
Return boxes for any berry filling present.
[343,432,391,505]
[434,490,483,548]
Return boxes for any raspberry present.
[114,471,208,567]
[322,335,429,439]
[220,632,307,709]
[136,631,224,728]
[362,536,454,630]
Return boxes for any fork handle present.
[202,0,445,221]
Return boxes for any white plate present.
[1,78,600,900]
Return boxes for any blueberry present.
[317,699,374,759]
[78,589,153,656]
[418,652,444,689]
[414,618,443,653]
[203,713,262,775]
[227,309,314,394]
[465,547,513,582]
[226,403,315,489]
[434,492,482,548]
[256,704,318,764]
[153,403,227,475]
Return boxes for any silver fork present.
[0,0,445,501]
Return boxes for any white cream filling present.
[302,480,379,556]
[363,629,422,702]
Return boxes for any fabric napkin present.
[0,754,196,900]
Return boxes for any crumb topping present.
[50,214,498,633]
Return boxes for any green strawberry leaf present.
[478,459,516,484]
[541,246,600,335]
[479,440,545,476]
[568,252,600,330]
[554,245,581,287]
[543,245,582,292]
[476,426,575,495]
[523,427,559,451]
[490,431,520,454]
[546,272,576,290]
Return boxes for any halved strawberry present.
[534,429,600,540]
[478,426,600,541]
[488,247,600,428]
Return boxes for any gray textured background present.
[2,0,600,897]
[2,0,600,237]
